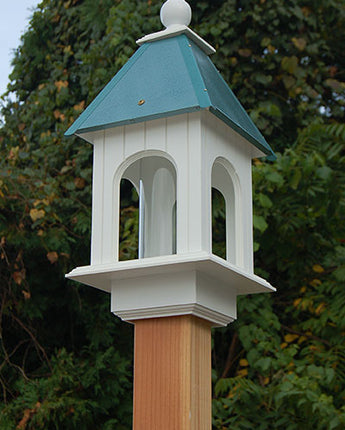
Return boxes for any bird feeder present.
[65,0,275,427]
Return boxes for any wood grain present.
[133,315,212,430]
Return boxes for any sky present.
[0,0,40,97]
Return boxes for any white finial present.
[136,0,215,55]
[160,0,192,28]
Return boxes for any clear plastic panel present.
[122,156,176,259]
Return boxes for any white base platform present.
[66,252,275,327]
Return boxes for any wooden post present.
[133,315,212,430]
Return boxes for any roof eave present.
[209,107,276,160]
[69,105,204,136]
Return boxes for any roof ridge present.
[177,35,211,109]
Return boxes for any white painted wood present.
[103,127,125,263]
[66,252,275,294]
[116,304,233,327]
[166,115,189,253]
[69,109,273,327]
[90,132,105,265]
[186,113,204,252]
[124,122,145,158]
[212,160,237,263]
[136,26,216,55]
[201,111,255,272]
[145,118,167,151]
[66,252,274,326]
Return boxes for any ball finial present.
[160,0,192,28]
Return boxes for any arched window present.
[212,188,226,259]
[120,156,176,259]
[119,179,139,261]
[211,159,237,264]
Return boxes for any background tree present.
[0,0,344,428]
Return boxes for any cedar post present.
[133,316,212,430]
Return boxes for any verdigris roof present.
[66,34,275,159]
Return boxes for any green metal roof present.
[66,34,275,159]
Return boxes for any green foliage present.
[0,348,132,429]
[212,119,345,428]
[0,0,344,428]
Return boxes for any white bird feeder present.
[65,1,276,427]
[65,0,275,328]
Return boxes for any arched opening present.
[120,156,176,259]
[211,159,237,264]
[212,188,226,259]
[119,179,139,261]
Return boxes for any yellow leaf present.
[284,334,299,343]
[53,110,66,121]
[292,37,307,51]
[293,298,302,307]
[300,286,307,293]
[64,45,72,54]
[73,101,85,112]
[280,342,288,349]
[263,377,270,385]
[298,336,307,344]
[310,279,322,287]
[54,110,61,119]
[313,264,324,273]
[47,251,59,264]
[22,290,31,300]
[30,208,45,222]
[54,80,69,92]
[315,303,326,315]
[13,270,25,285]
[237,368,248,378]
[267,44,276,54]
[239,358,249,367]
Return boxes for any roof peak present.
[136,0,215,55]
